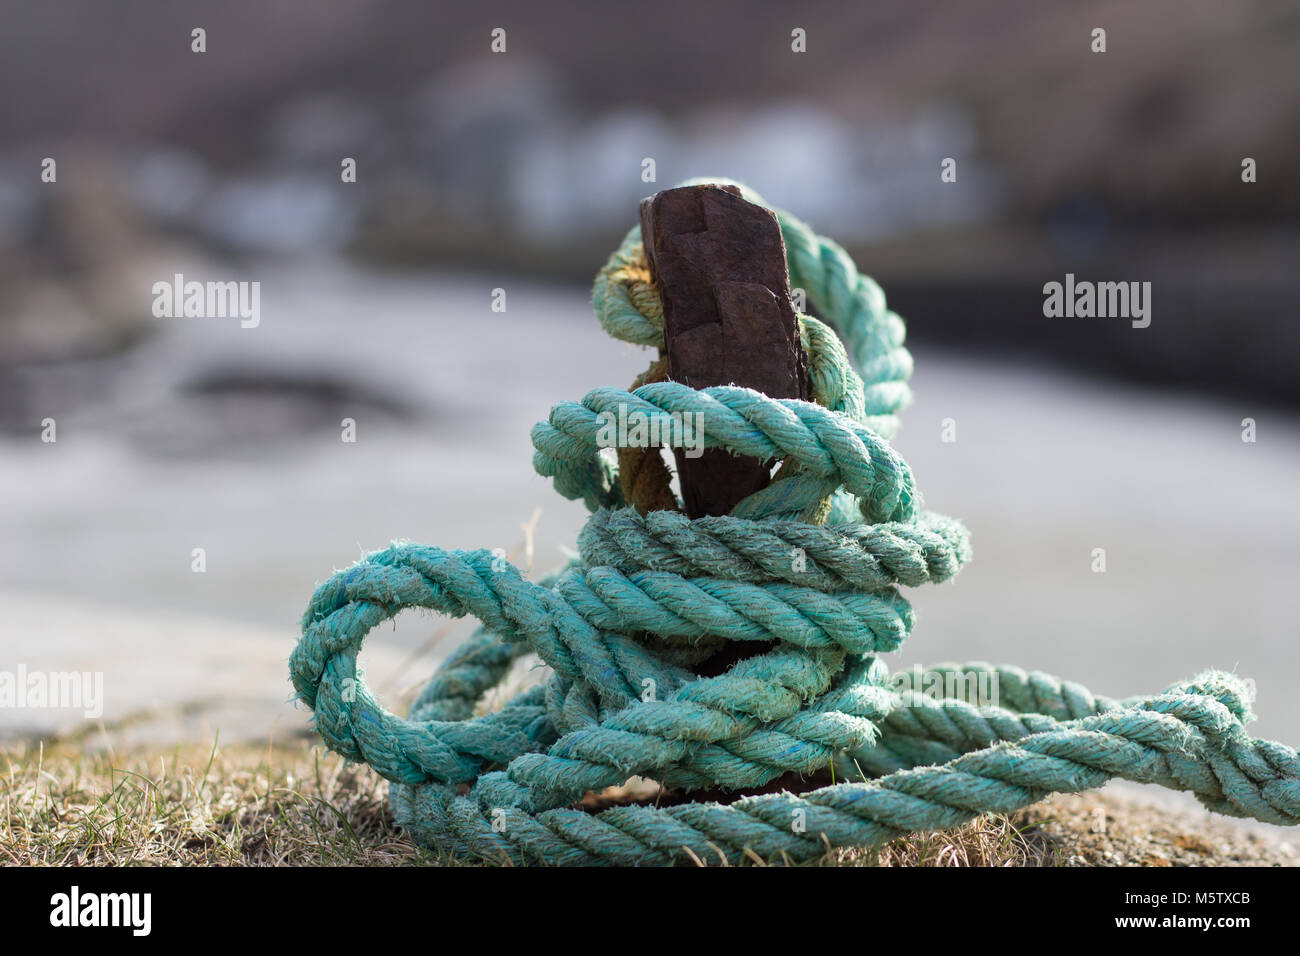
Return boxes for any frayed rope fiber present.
[290,179,1300,865]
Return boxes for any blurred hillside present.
[3,1,1300,772]
[1,0,1298,403]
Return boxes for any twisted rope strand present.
[291,179,1299,864]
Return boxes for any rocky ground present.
[1017,790,1295,868]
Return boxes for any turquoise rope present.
[290,181,1300,864]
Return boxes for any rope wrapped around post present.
[290,179,1300,865]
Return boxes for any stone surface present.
[0,590,415,748]
[1,260,1297,752]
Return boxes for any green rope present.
[290,180,1300,865]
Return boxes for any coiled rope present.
[290,179,1300,864]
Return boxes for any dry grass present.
[1,738,450,866]
[826,813,1056,866]
[3,739,1289,866]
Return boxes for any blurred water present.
[1,258,1297,747]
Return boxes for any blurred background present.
[1,1,1297,766]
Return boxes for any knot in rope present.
[291,179,1300,864]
